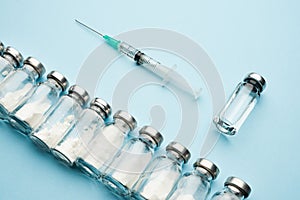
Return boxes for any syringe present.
[75,19,201,99]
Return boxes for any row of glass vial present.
[0,41,252,199]
[31,103,251,200]
[98,140,251,200]
[0,43,117,167]
[0,43,71,135]
[0,42,187,199]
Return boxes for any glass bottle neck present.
[44,78,63,93]
[23,64,39,80]
[241,82,260,96]
[89,105,106,120]
[139,135,157,149]
[2,54,18,67]
[194,167,213,182]
[67,93,85,107]
[225,186,245,199]
[114,118,131,134]
[166,151,184,165]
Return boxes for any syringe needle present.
[75,19,104,37]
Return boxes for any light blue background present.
[0,0,299,199]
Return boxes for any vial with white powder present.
[0,56,44,120]
[76,110,137,179]
[52,98,111,167]
[132,141,191,200]
[102,125,163,198]
[30,85,90,151]
[168,158,220,200]
[0,46,23,83]
[10,71,69,135]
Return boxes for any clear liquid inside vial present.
[214,83,259,135]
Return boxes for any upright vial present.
[103,125,164,197]
[0,57,45,120]
[52,98,111,167]
[76,110,137,178]
[0,46,23,82]
[133,141,191,200]
[10,71,69,135]
[210,177,251,200]
[213,72,266,135]
[168,158,220,200]
[30,85,90,151]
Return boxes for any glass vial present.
[133,141,191,200]
[168,158,220,200]
[76,110,137,178]
[0,57,45,120]
[0,46,23,82]
[30,85,90,151]
[10,71,69,135]
[51,98,111,167]
[213,72,266,135]
[102,125,164,197]
[210,177,251,200]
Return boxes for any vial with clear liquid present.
[52,98,111,167]
[10,71,69,135]
[213,72,266,136]
[132,141,191,200]
[167,158,220,200]
[76,110,137,178]
[102,125,164,197]
[0,57,44,120]
[30,85,90,151]
[0,46,23,82]
[210,177,251,200]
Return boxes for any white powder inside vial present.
[53,110,106,165]
[54,137,84,164]
[139,169,180,200]
[109,150,152,189]
[14,101,51,128]
[34,115,75,148]
[81,125,125,171]
[0,83,33,112]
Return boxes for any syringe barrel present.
[135,52,162,74]
[137,53,160,66]
[119,42,139,59]
[119,42,163,75]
